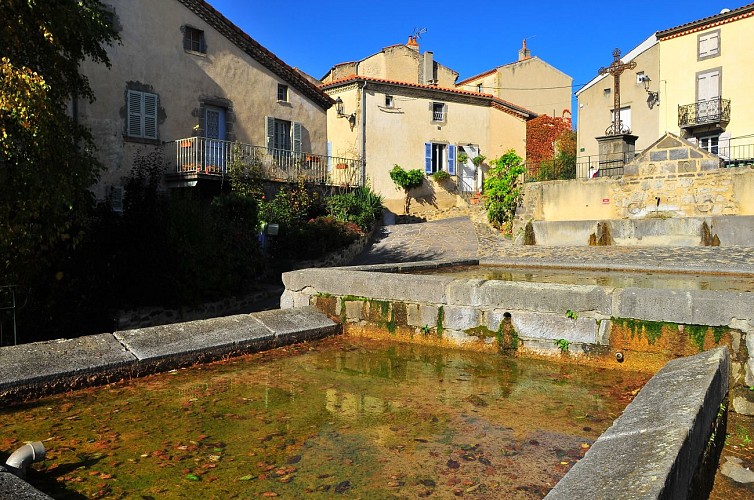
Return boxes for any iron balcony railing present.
[524,142,754,182]
[678,97,731,128]
[174,137,363,187]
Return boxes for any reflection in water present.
[408,265,754,292]
[0,337,648,499]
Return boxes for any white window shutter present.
[708,33,719,56]
[143,93,158,139]
[292,122,302,153]
[127,90,142,137]
[424,143,432,174]
[265,116,274,150]
[447,144,456,175]
[327,141,332,172]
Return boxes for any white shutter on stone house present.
[127,90,142,137]
[265,116,274,150]
[447,144,456,175]
[143,93,158,139]
[292,122,302,153]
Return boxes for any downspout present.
[360,79,367,187]
[3,442,46,478]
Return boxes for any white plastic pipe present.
[4,441,45,478]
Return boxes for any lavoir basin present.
[0,336,649,499]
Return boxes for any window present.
[477,83,483,93]
[636,71,646,84]
[610,106,631,133]
[183,26,206,53]
[109,186,124,213]
[265,117,301,152]
[277,84,289,102]
[432,102,445,121]
[699,135,719,155]
[698,30,720,60]
[127,90,158,139]
[385,95,394,108]
[424,143,456,175]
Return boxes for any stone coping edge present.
[545,346,730,499]
[0,307,339,405]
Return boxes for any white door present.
[459,145,477,192]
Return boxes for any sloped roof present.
[658,2,754,39]
[456,56,572,87]
[321,75,536,120]
[178,0,333,110]
[575,34,658,97]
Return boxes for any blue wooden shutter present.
[424,142,432,174]
[127,90,142,137]
[265,116,274,150]
[292,122,302,153]
[447,144,456,175]
[143,93,158,139]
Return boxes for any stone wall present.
[515,134,754,229]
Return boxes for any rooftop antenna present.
[411,27,428,40]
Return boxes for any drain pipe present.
[3,442,46,478]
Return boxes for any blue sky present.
[209,1,743,120]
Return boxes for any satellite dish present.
[720,8,731,13]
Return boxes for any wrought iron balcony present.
[678,97,730,129]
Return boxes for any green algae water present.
[0,337,648,499]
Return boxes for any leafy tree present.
[483,150,525,231]
[389,164,424,214]
[0,0,118,288]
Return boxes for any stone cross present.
[598,48,636,135]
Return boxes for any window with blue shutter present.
[447,144,456,176]
[126,90,158,140]
[424,142,432,174]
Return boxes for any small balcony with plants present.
[168,137,363,187]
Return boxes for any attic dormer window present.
[183,26,206,53]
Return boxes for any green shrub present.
[389,165,424,214]
[431,170,451,182]
[483,150,525,231]
[271,216,363,261]
[327,185,384,231]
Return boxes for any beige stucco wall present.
[659,16,754,148]
[459,58,572,117]
[322,44,458,87]
[325,84,528,213]
[80,0,328,198]
[576,43,660,160]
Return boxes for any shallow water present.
[0,337,648,499]
[407,265,754,292]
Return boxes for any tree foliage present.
[483,150,525,231]
[525,111,575,181]
[389,164,424,214]
[0,0,118,287]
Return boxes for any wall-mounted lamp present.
[641,76,660,109]
[334,96,356,126]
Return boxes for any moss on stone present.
[436,306,445,339]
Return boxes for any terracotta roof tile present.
[321,75,536,119]
[657,3,754,39]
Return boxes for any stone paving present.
[354,214,754,275]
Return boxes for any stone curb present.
[545,346,730,499]
[0,307,339,404]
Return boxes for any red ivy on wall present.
[526,110,573,166]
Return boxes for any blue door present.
[205,107,226,173]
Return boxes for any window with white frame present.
[126,90,158,140]
[183,26,206,53]
[477,83,483,93]
[610,106,632,133]
[432,102,446,121]
[424,142,456,175]
[698,135,720,155]
[277,84,289,102]
[698,30,720,60]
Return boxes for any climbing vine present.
[483,150,525,231]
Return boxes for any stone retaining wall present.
[546,347,730,499]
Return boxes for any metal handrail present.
[678,97,731,128]
[174,137,363,187]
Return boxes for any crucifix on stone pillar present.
[598,48,636,135]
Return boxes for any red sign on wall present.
[602,198,610,204]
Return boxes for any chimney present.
[518,39,531,61]
[423,51,435,84]
[407,36,419,51]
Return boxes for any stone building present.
[455,40,573,118]
[79,0,333,200]
[320,38,535,214]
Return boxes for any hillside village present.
[2,1,754,498]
